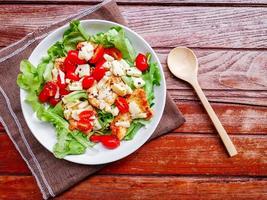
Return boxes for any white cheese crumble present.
[133,77,145,88]
[103,54,114,62]
[111,60,125,76]
[75,64,90,77]
[115,120,131,128]
[126,67,142,77]
[78,42,94,61]
[68,81,83,91]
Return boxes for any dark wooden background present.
[0,0,267,199]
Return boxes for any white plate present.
[20,20,166,165]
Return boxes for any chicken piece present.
[111,113,132,140]
[127,88,153,120]
[54,57,65,69]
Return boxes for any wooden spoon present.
[167,47,237,157]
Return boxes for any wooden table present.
[0,0,267,199]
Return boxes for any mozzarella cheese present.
[115,120,131,128]
[133,77,145,88]
[126,67,142,77]
[119,59,130,71]
[78,42,94,61]
[103,54,114,62]
[68,81,83,91]
[111,60,125,76]
[75,64,90,77]
[105,105,119,116]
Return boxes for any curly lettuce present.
[91,26,136,62]
[17,21,92,158]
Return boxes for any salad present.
[17,21,161,158]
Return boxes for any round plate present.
[20,20,166,165]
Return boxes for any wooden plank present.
[0,5,266,48]
[176,102,267,134]
[1,0,267,5]
[0,175,266,200]
[1,132,267,176]
[157,48,267,106]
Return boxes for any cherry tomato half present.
[66,71,80,81]
[79,110,95,122]
[82,76,95,89]
[95,57,106,69]
[90,135,120,149]
[135,53,148,71]
[38,89,49,103]
[49,97,61,107]
[67,50,86,65]
[89,44,104,64]
[115,97,129,113]
[38,82,57,103]
[63,58,76,73]
[44,82,57,97]
[92,65,106,81]
[59,88,70,96]
[77,119,93,132]
[104,48,122,60]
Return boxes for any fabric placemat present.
[0,0,185,199]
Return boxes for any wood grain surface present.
[0,175,266,200]
[0,0,266,199]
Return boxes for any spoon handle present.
[192,81,238,157]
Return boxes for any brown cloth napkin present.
[0,0,185,199]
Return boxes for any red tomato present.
[77,119,93,132]
[79,110,95,122]
[63,58,76,73]
[66,71,80,81]
[43,82,57,97]
[49,97,60,106]
[82,76,95,89]
[67,50,86,65]
[135,53,148,71]
[57,75,67,89]
[59,88,70,96]
[104,48,122,60]
[38,82,57,103]
[115,97,129,113]
[95,57,106,69]
[38,89,49,103]
[92,65,106,81]
[90,135,120,149]
[89,45,104,64]
[90,135,102,143]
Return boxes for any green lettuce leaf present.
[142,54,161,104]
[124,120,146,140]
[97,110,114,132]
[63,20,89,52]
[62,90,87,103]
[91,26,136,62]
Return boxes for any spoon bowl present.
[167,47,198,83]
